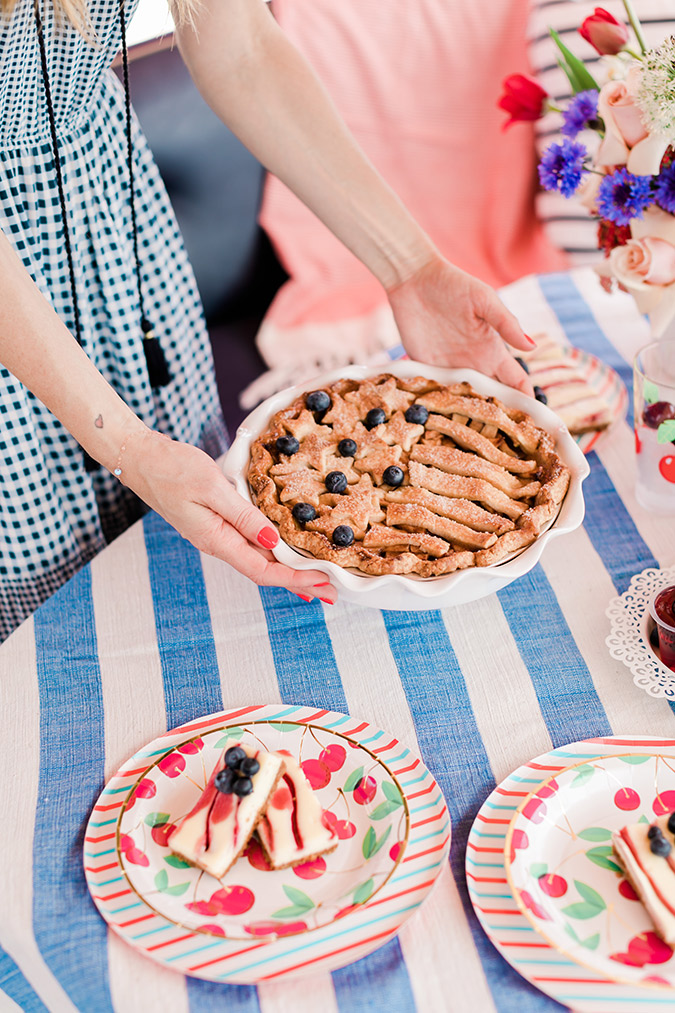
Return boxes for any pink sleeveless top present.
[259,0,567,330]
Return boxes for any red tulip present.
[498,75,548,130]
[579,8,629,55]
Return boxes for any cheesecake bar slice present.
[612,813,675,945]
[257,752,337,869]
[169,743,283,880]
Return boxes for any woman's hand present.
[387,256,535,396]
[120,430,337,604]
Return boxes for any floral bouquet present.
[499,3,675,337]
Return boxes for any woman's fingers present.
[203,478,338,600]
[216,524,338,600]
[211,474,283,551]
[481,290,534,353]
[493,349,535,397]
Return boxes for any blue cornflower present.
[561,90,599,139]
[596,168,654,226]
[538,139,588,198]
[655,163,675,215]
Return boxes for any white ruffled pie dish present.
[222,361,590,610]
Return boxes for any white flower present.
[636,36,675,141]
[601,52,637,82]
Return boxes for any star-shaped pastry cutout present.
[321,394,361,433]
[274,470,326,507]
[309,475,385,539]
[378,411,424,452]
[344,377,414,416]
[283,410,333,441]
[353,439,403,484]
[270,434,338,476]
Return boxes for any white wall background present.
[127,0,174,46]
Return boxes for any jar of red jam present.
[649,585,675,672]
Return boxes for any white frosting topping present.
[257,752,336,867]
[612,815,675,945]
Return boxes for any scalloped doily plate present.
[606,566,675,699]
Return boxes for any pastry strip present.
[425,415,537,475]
[408,461,527,520]
[410,445,541,499]
[418,392,541,454]
[362,523,452,557]
[385,503,498,550]
[384,486,514,533]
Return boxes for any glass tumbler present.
[634,339,675,513]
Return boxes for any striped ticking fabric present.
[1,270,675,1012]
[0,0,227,642]
[528,0,675,264]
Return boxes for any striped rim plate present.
[467,737,675,1013]
[84,704,450,983]
[561,347,627,455]
[385,343,628,455]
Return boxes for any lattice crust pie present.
[248,374,571,577]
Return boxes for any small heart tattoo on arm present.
[94,415,103,429]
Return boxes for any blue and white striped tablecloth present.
[2,269,674,1013]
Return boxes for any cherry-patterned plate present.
[468,737,675,1013]
[84,704,449,982]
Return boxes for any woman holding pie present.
[0,0,534,640]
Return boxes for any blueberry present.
[404,404,429,425]
[240,756,260,777]
[338,438,357,457]
[382,465,404,487]
[276,435,300,456]
[225,745,247,769]
[214,768,235,794]
[233,776,253,797]
[668,812,675,835]
[515,356,530,374]
[364,407,386,429]
[651,834,672,857]
[325,471,348,494]
[534,386,548,405]
[648,824,661,839]
[306,390,331,413]
[292,502,317,525]
[332,525,354,547]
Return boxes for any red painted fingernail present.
[524,333,536,347]
[319,598,335,605]
[258,526,279,549]
[294,593,312,602]
[314,582,332,588]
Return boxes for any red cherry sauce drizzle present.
[619,827,675,917]
[286,774,304,851]
[180,766,220,854]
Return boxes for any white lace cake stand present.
[606,565,675,698]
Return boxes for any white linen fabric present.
[528,0,675,263]
[0,0,227,641]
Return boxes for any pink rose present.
[608,236,675,328]
[610,238,675,288]
[594,65,668,173]
[599,67,647,146]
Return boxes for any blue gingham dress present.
[0,0,228,640]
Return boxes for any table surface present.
[2,269,675,1013]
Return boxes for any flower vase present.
[651,312,675,345]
